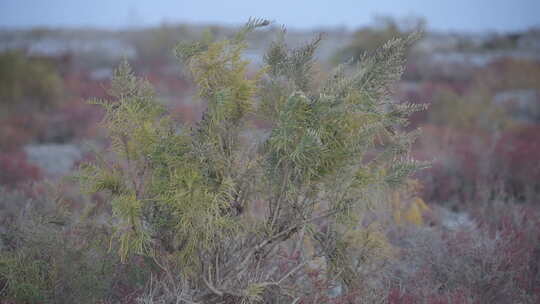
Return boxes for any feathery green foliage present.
[79,18,425,302]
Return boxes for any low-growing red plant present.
[494,125,540,200]
[0,114,44,151]
[0,150,41,187]
[386,201,540,304]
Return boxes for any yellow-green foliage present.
[429,87,511,131]
[80,60,241,268]
[0,51,63,115]
[390,179,429,226]
[393,196,429,226]
[79,18,426,301]
[429,59,540,132]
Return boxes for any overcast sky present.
[1,0,539,32]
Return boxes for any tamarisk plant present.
[79,18,425,303]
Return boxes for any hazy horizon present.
[1,0,539,33]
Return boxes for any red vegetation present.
[0,151,41,187]
[494,125,540,199]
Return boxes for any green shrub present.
[79,19,425,303]
[0,51,63,116]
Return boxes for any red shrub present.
[470,202,540,296]
[387,288,418,304]
[145,68,191,93]
[388,201,540,304]
[63,71,109,99]
[494,125,540,200]
[0,114,46,151]
[0,150,41,187]
[49,98,104,141]
[413,125,494,203]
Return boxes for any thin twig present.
[256,207,342,252]
[202,275,223,297]
[277,261,307,284]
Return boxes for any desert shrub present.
[0,114,41,151]
[480,33,520,50]
[427,87,510,132]
[494,125,540,201]
[333,16,425,65]
[127,24,200,66]
[79,19,425,303]
[0,51,63,116]
[0,151,41,188]
[386,224,536,303]
[0,51,81,151]
[38,98,105,143]
[381,197,540,304]
[477,58,540,91]
[412,126,493,204]
[414,124,540,205]
[63,71,110,100]
[471,201,540,297]
[425,58,540,130]
[0,186,152,303]
[412,58,540,204]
